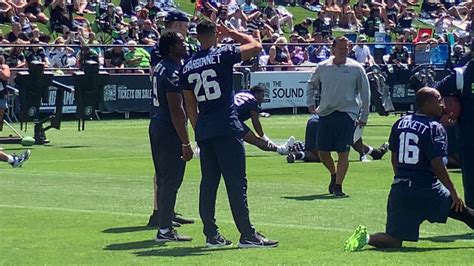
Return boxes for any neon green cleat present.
[344,225,368,252]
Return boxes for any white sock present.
[6,155,14,164]
[366,146,373,155]
[276,145,286,155]
[159,228,170,234]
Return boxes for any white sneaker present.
[10,150,31,168]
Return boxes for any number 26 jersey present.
[179,45,244,141]
[388,114,448,181]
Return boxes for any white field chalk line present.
[0,204,468,237]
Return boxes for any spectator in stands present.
[73,0,88,15]
[288,33,307,65]
[352,35,373,65]
[389,35,411,65]
[228,8,247,32]
[144,0,159,20]
[384,0,399,30]
[128,24,140,42]
[50,0,77,33]
[447,44,466,69]
[307,32,330,63]
[263,0,293,34]
[6,22,23,43]
[323,0,341,22]
[339,8,359,30]
[99,2,121,33]
[4,40,27,68]
[434,14,453,35]
[397,6,416,30]
[364,7,382,38]
[139,19,159,45]
[240,0,257,14]
[293,18,312,39]
[312,10,333,37]
[24,0,48,24]
[124,40,150,73]
[268,36,293,70]
[104,39,125,72]
[353,0,370,21]
[420,0,440,18]
[25,38,49,66]
[20,15,34,37]
[0,0,14,23]
[8,0,28,15]
[76,44,99,68]
[48,36,75,68]
[136,6,149,27]
[246,9,273,36]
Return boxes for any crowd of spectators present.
[0,0,473,74]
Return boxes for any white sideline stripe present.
[0,204,352,232]
[0,204,465,237]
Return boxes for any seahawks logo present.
[84,106,93,116]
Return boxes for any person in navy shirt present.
[149,30,193,242]
[345,87,474,251]
[234,85,293,155]
[436,39,474,208]
[181,19,278,248]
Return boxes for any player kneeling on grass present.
[235,85,294,155]
[345,87,474,252]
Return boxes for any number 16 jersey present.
[388,114,448,182]
[179,45,244,141]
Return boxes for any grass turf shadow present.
[104,240,166,251]
[282,193,348,201]
[134,246,237,257]
[102,226,155,234]
[420,233,474,243]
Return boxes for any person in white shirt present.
[352,35,373,65]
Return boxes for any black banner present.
[38,74,152,114]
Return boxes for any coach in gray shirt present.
[307,36,370,197]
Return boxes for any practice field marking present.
[0,204,356,233]
[0,204,464,237]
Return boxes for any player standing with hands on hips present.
[182,20,278,248]
[306,36,370,197]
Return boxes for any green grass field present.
[1,114,473,264]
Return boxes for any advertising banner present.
[250,71,312,110]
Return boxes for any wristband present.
[181,143,191,147]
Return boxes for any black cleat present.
[206,234,233,248]
[174,212,195,224]
[334,184,347,197]
[287,152,296,163]
[329,174,336,194]
[238,232,278,248]
[155,228,192,242]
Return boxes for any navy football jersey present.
[389,114,448,181]
[234,90,261,122]
[150,58,182,125]
[180,45,244,141]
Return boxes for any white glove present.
[194,143,200,159]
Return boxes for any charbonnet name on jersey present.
[181,54,222,74]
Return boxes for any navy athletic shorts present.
[316,111,355,153]
[385,179,452,242]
